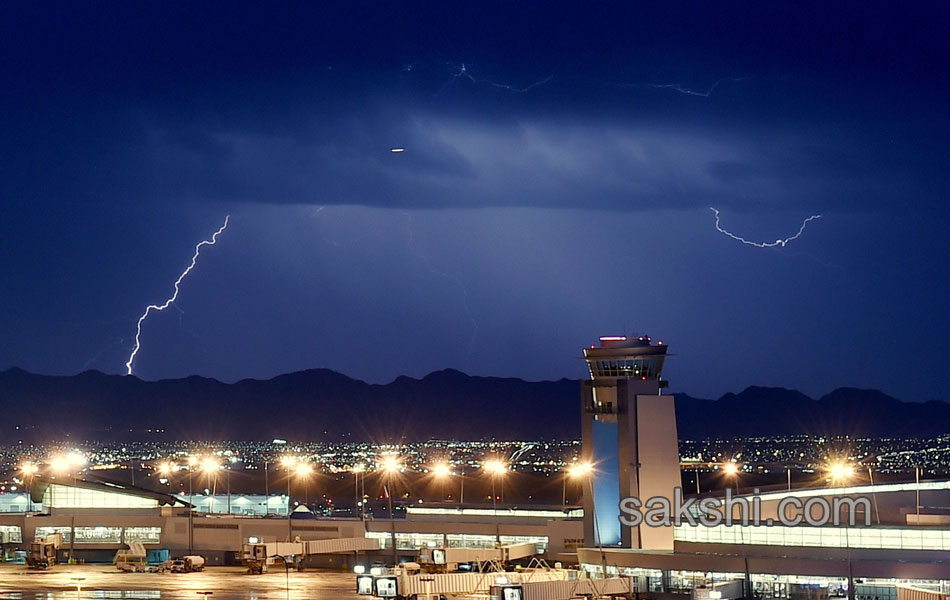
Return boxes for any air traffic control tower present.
[581,335,680,551]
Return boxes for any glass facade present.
[175,494,288,515]
[44,484,159,509]
[0,525,23,543]
[0,494,31,513]
[74,526,122,544]
[124,527,161,544]
[35,526,72,542]
[581,565,950,597]
[676,523,950,551]
[33,526,161,545]
[366,531,549,553]
[589,358,660,378]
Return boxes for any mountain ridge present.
[0,367,946,442]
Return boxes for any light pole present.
[380,454,402,565]
[19,463,38,513]
[52,452,86,563]
[187,455,198,554]
[264,458,270,512]
[828,461,856,600]
[280,456,298,541]
[201,458,221,514]
[722,462,751,598]
[352,464,366,519]
[432,463,451,502]
[295,462,313,508]
[482,460,507,545]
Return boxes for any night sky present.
[1,3,947,401]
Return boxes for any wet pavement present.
[0,564,360,600]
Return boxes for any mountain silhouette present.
[0,368,946,442]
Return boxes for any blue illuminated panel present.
[591,419,621,546]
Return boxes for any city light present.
[50,456,71,473]
[352,463,366,474]
[280,456,298,469]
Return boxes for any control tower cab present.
[580,335,679,551]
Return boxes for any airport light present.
[483,460,506,476]
[50,456,71,474]
[563,461,593,506]
[201,458,220,473]
[280,455,298,469]
[20,462,39,513]
[381,454,402,474]
[157,461,175,477]
[828,461,855,485]
[722,462,740,477]
[294,461,314,507]
[568,462,593,478]
[378,454,402,564]
[482,460,508,544]
[352,464,366,520]
[432,462,451,501]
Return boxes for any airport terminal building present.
[577,336,950,597]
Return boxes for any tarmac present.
[0,564,361,599]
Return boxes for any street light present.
[564,462,592,506]
[567,462,605,577]
[482,460,507,545]
[352,464,366,520]
[19,463,38,513]
[721,461,750,597]
[51,452,85,563]
[826,460,856,600]
[200,458,221,513]
[432,463,451,502]
[827,461,855,486]
[379,454,402,564]
[295,462,313,507]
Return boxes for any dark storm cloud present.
[1,3,947,213]
[1,2,948,403]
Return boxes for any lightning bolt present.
[439,63,553,95]
[124,216,230,375]
[619,77,749,97]
[710,208,821,248]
